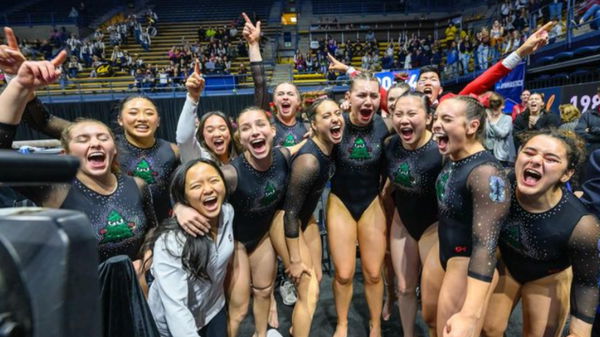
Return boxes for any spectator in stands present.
[484,92,516,166]
[503,29,522,54]
[89,55,103,77]
[513,92,561,146]
[92,39,105,59]
[445,22,457,43]
[514,7,530,31]
[579,3,600,29]
[512,89,530,121]
[476,28,490,70]
[140,30,151,52]
[80,40,93,66]
[559,104,581,131]
[575,87,600,154]
[66,34,81,58]
[458,39,472,75]
[40,40,53,60]
[549,0,563,20]
[111,46,125,70]
[490,20,504,60]
[206,27,216,40]
[157,68,169,88]
[67,55,82,78]
[93,28,103,42]
[501,0,513,17]
[445,41,459,78]
[142,69,155,89]
[366,30,376,42]
[205,58,216,73]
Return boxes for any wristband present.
[501,51,522,70]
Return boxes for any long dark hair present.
[196,111,238,163]
[142,158,228,282]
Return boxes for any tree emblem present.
[99,210,135,243]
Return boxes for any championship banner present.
[375,69,421,91]
[535,81,600,114]
[495,62,525,113]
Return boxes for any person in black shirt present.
[382,91,442,336]
[271,98,344,337]
[430,96,510,336]
[484,129,600,337]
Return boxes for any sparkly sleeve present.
[139,180,158,231]
[283,154,319,238]
[467,163,511,282]
[568,214,600,323]
[0,122,17,149]
[21,98,70,139]
[251,61,270,111]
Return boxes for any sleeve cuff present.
[501,51,523,70]
[185,93,199,106]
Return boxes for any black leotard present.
[331,113,390,221]
[284,138,335,238]
[435,150,510,282]
[116,136,179,222]
[61,174,157,262]
[229,148,290,252]
[273,118,307,147]
[384,135,442,240]
[500,177,600,323]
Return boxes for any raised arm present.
[0,51,67,148]
[567,215,600,337]
[242,12,269,111]
[177,61,211,161]
[460,22,555,96]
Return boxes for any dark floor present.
[239,259,527,337]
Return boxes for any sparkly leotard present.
[436,150,510,281]
[384,135,442,240]
[117,136,179,222]
[284,139,335,237]
[61,174,157,262]
[500,176,600,323]
[331,113,390,221]
[228,148,290,252]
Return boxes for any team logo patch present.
[99,210,135,243]
[349,137,371,160]
[489,175,506,203]
[282,133,297,147]
[131,158,158,184]
[393,162,415,188]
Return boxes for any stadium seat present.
[553,51,574,63]
[573,45,600,58]
[533,56,555,67]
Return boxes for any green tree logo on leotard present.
[393,162,415,188]
[504,224,523,251]
[282,134,297,147]
[99,210,135,243]
[260,181,279,207]
[133,159,158,184]
[436,171,450,202]
[349,137,371,160]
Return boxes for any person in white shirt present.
[147,158,235,337]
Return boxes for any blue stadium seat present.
[570,69,592,82]
[553,51,574,63]
[573,45,600,58]
[533,56,555,67]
